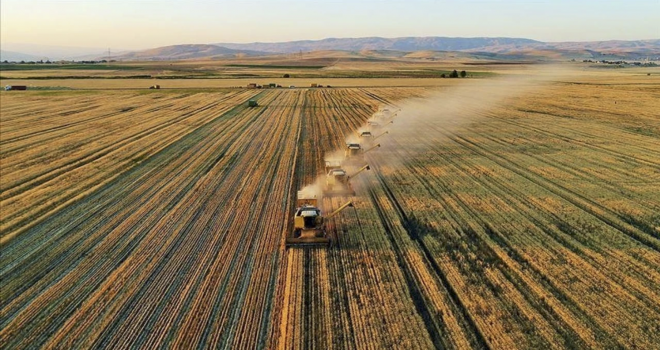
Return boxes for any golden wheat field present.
[1,67,660,349]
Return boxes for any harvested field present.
[0,77,459,90]
[1,72,659,349]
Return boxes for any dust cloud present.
[365,65,577,170]
[298,175,326,209]
[298,65,575,202]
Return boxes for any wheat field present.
[1,68,659,349]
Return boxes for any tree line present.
[440,70,467,78]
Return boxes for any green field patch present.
[0,64,143,71]
[225,64,325,69]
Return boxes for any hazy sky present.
[1,0,658,50]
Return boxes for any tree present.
[283,73,290,78]
[449,70,459,78]
[440,73,446,78]
[460,70,467,78]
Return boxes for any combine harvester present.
[373,107,399,125]
[379,107,400,119]
[358,129,388,143]
[285,105,399,248]
[344,143,380,160]
[286,191,354,247]
[324,161,371,196]
[367,120,393,129]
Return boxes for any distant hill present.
[1,43,115,61]
[98,37,660,62]
[544,39,660,52]
[112,44,268,61]
[1,50,44,62]
[215,37,543,53]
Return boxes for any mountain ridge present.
[215,36,545,53]
[5,37,659,62]
[112,44,267,61]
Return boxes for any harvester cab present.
[359,131,373,138]
[286,191,354,247]
[345,143,362,159]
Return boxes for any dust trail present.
[297,175,326,209]
[364,65,576,172]
[298,65,573,202]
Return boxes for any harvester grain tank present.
[286,191,354,247]
[358,131,373,138]
[325,164,370,196]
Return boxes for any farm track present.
[1,81,659,349]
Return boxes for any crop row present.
[275,80,658,349]
[2,83,656,349]
[358,86,660,348]
[0,90,259,242]
[1,88,427,349]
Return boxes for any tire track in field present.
[373,114,658,348]
[486,111,660,168]
[367,165,491,350]
[449,133,660,251]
